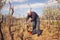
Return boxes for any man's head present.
[27,10,32,16]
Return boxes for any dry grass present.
[0,17,60,40]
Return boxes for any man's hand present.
[27,18,32,24]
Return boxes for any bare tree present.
[0,0,6,11]
[56,0,60,3]
[0,0,6,40]
[9,1,14,40]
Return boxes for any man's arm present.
[26,16,29,22]
[26,16,32,24]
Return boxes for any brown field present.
[0,17,60,40]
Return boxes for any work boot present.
[32,30,37,35]
[37,30,43,36]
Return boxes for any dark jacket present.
[26,11,39,22]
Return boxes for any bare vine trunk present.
[0,22,4,40]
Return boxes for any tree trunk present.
[0,22,4,40]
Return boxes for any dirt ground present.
[0,19,60,40]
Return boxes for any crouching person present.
[26,11,42,36]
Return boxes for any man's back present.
[26,11,39,21]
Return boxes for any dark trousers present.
[32,17,41,34]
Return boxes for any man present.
[26,11,42,36]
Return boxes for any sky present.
[1,0,58,18]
